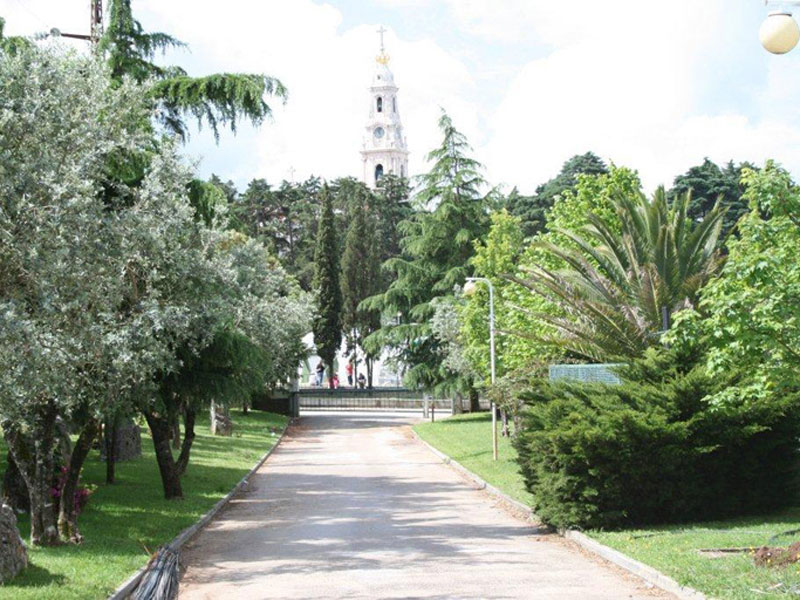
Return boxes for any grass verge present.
[592,514,800,600]
[414,412,800,600]
[0,409,288,600]
[413,412,532,506]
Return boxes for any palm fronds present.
[515,188,725,361]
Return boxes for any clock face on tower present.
[373,127,385,139]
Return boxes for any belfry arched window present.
[377,97,383,112]
[393,97,397,113]
[375,164,384,182]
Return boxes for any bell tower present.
[361,26,409,188]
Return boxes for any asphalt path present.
[179,411,672,599]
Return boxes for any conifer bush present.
[515,348,800,530]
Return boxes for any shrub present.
[515,348,800,530]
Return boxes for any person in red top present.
[331,373,339,389]
[345,361,354,387]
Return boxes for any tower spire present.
[376,25,389,65]
[361,28,409,188]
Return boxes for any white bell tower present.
[361,26,409,188]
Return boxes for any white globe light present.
[760,12,800,55]
[463,281,478,296]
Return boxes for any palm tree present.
[513,188,724,361]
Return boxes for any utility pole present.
[60,0,103,48]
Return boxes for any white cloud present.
[464,0,800,192]
[4,0,800,195]
[136,0,476,186]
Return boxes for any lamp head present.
[463,280,478,296]
[760,11,800,54]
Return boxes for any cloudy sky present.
[3,1,800,194]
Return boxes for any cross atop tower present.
[377,26,387,52]
[376,26,390,65]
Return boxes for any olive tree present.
[0,46,164,544]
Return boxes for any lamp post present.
[761,1,800,54]
[464,277,498,461]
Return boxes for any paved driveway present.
[179,412,671,599]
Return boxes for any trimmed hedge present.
[515,349,800,530]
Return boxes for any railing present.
[252,387,491,416]
[297,387,452,412]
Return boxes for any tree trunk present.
[2,453,29,514]
[57,418,97,543]
[175,406,196,477]
[170,413,181,450]
[452,393,464,415]
[55,417,72,466]
[469,388,481,413]
[104,415,117,485]
[512,399,523,438]
[500,409,510,437]
[143,411,183,500]
[366,357,374,389]
[4,401,60,546]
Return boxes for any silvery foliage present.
[0,46,156,426]
[0,45,310,428]
[214,232,312,385]
[430,296,477,381]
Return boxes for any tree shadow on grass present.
[5,563,67,588]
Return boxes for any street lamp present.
[464,277,498,461]
[761,1,800,54]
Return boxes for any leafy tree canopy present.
[689,162,800,405]
[513,186,724,361]
[668,158,755,239]
[364,111,493,390]
[508,152,607,237]
[99,0,287,140]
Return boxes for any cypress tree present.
[341,190,382,386]
[312,186,343,383]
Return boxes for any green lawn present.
[413,412,533,506]
[592,514,800,600]
[1,409,288,600]
[414,412,800,600]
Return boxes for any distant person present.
[331,373,340,389]
[345,361,354,387]
[315,362,325,387]
[357,373,366,389]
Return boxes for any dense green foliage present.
[340,193,382,384]
[0,43,308,545]
[515,348,800,529]
[312,187,343,379]
[233,177,321,290]
[668,158,753,239]
[364,112,493,391]
[512,187,724,361]
[696,162,800,405]
[508,152,607,237]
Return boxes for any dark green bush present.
[515,349,800,530]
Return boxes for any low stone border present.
[410,429,540,525]
[564,530,708,600]
[410,427,708,600]
[107,420,291,600]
